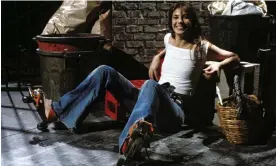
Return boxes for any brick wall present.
[112,1,211,67]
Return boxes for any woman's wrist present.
[218,61,223,69]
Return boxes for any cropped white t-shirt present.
[158,33,209,96]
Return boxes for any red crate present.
[129,80,145,89]
[105,80,146,121]
[105,91,125,121]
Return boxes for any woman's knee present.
[89,65,114,76]
[96,65,114,72]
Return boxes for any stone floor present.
[1,86,276,166]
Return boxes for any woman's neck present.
[173,34,193,48]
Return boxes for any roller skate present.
[22,87,56,131]
[118,120,153,165]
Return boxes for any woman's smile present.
[171,8,190,35]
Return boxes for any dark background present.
[1,1,276,85]
[1,1,62,85]
[2,1,276,57]
[1,1,62,54]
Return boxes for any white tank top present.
[158,33,209,96]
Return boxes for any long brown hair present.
[168,2,205,63]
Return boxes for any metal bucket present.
[34,33,106,100]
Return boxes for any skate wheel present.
[22,96,33,103]
[37,122,48,131]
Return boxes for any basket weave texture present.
[217,104,249,144]
[217,95,263,144]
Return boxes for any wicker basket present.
[217,104,249,144]
[216,95,264,144]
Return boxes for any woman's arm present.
[207,43,240,66]
[149,49,166,80]
[204,42,240,75]
[156,49,166,59]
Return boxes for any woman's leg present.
[52,65,139,130]
[118,80,186,154]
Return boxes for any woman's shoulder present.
[200,39,215,56]
[200,39,209,46]
[200,39,212,50]
[165,33,171,37]
[164,33,171,43]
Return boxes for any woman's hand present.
[149,55,162,81]
[203,62,221,79]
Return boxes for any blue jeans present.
[52,65,185,152]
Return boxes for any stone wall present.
[112,1,211,66]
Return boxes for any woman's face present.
[171,8,191,36]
